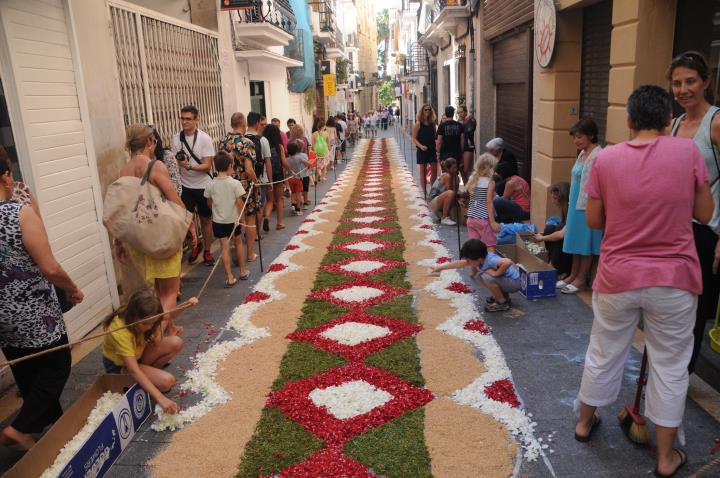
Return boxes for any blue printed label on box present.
[58,385,151,478]
[519,267,556,300]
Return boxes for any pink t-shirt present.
[585,136,708,294]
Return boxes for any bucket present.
[709,297,720,353]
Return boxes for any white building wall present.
[0,0,118,340]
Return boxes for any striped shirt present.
[468,177,490,220]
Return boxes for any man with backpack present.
[172,105,215,265]
[219,112,261,262]
[244,112,273,234]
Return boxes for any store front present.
[481,0,534,181]
[579,0,612,145]
[492,29,533,180]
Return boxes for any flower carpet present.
[150,138,540,477]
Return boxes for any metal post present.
[255,212,264,272]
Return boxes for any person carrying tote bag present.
[104,126,192,260]
[103,124,191,336]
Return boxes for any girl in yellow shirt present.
[101,288,197,414]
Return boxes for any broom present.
[617,346,651,445]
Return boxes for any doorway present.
[250,80,266,117]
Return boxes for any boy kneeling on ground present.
[432,239,521,312]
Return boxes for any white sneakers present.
[441,217,457,226]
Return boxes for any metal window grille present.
[110,4,225,146]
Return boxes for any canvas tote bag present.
[103,160,192,259]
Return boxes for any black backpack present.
[244,133,265,179]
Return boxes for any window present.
[250,81,267,117]
[0,78,21,181]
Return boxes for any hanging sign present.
[220,0,255,10]
[323,74,336,97]
[534,0,557,68]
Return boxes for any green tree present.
[378,80,393,106]
[336,58,348,85]
[376,9,389,76]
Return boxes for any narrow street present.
[1,130,716,477]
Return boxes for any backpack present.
[244,133,265,179]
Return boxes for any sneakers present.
[441,217,457,226]
[188,241,203,264]
[302,202,310,210]
[203,250,215,266]
[263,218,270,232]
[485,300,510,312]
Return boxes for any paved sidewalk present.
[0,151,354,477]
[388,125,720,477]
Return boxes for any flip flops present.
[224,278,238,288]
[574,414,601,442]
[239,272,250,281]
[653,449,687,478]
[561,284,582,294]
[556,279,568,289]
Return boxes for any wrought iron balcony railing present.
[235,0,296,34]
[406,42,428,74]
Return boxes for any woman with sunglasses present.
[412,104,438,199]
[668,51,720,377]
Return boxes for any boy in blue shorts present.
[432,239,520,312]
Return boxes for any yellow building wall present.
[531,0,677,227]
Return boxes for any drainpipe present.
[467,9,476,117]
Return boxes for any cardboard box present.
[6,375,151,478]
[516,232,550,263]
[497,242,557,300]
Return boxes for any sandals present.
[561,284,583,294]
[574,414,601,442]
[239,272,250,281]
[224,278,238,288]
[556,280,568,289]
[653,448,687,478]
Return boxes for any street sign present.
[323,74,336,96]
[220,0,255,11]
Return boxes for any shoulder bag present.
[103,160,192,259]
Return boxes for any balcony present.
[231,0,296,50]
[419,0,468,47]
[345,32,359,49]
[309,0,340,46]
[405,42,428,76]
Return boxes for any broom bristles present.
[627,421,651,445]
[618,405,650,446]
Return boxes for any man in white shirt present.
[244,112,274,233]
[171,105,216,265]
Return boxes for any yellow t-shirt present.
[101,316,147,366]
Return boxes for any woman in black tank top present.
[412,104,438,199]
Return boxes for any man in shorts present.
[172,105,215,265]
[219,112,260,262]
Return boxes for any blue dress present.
[563,159,602,255]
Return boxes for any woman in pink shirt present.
[492,161,530,223]
[574,85,713,478]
